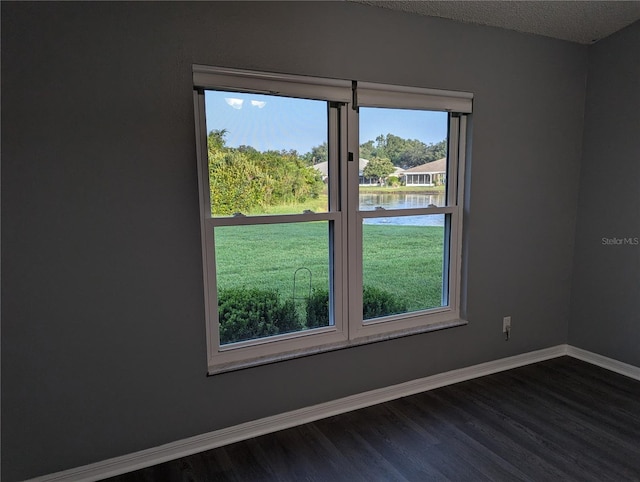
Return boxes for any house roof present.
[403,158,447,174]
[313,158,406,177]
[313,158,368,176]
[313,161,329,177]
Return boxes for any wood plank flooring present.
[106,356,640,481]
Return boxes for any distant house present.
[313,158,405,185]
[358,158,375,185]
[312,160,329,182]
[358,159,405,185]
[403,158,446,186]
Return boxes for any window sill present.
[207,318,468,375]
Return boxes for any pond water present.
[360,192,446,226]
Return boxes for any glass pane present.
[359,108,448,210]
[362,215,446,320]
[205,90,329,216]
[215,222,331,345]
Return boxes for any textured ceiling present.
[348,1,640,44]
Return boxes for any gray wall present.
[569,22,640,366]
[2,2,587,480]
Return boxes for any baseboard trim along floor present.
[566,345,640,381]
[27,344,640,482]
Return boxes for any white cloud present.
[224,98,244,109]
[250,100,267,109]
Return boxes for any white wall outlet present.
[503,316,511,340]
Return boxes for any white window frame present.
[193,65,471,374]
[346,103,467,340]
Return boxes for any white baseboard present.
[566,346,640,381]
[27,344,638,482]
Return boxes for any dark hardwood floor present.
[106,356,640,481]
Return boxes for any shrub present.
[218,287,302,344]
[387,176,401,187]
[306,288,330,329]
[277,298,303,334]
[362,285,408,319]
[207,133,324,215]
[218,285,407,344]
[304,286,408,323]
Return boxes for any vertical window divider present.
[452,115,468,315]
[346,104,363,335]
[443,115,459,309]
[338,103,351,332]
[193,89,219,361]
[328,103,341,330]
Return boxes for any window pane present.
[204,90,329,216]
[362,215,446,320]
[215,222,331,345]
[359,108,448,210]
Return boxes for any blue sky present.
[205,90,448,154]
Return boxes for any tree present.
[301,142,328,165]
[359,139,376,160]
[323,134,447,169]
[424,139,447,163]
[360,134,448,168]
[398,141,429,168]
[363,157,395,184]
[207,130,324,215]
[207,129,228,151]
[380,133,406,164]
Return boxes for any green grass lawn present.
[215,222,444,313]
[362,222,444,310]
[244,195,329,215]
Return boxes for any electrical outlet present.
[503,316,511,340]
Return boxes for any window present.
[193,66,471,373]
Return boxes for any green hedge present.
[219,286,408,344]
[306,288,330,329]
[362,285,408,319]
[218,287,302,344]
